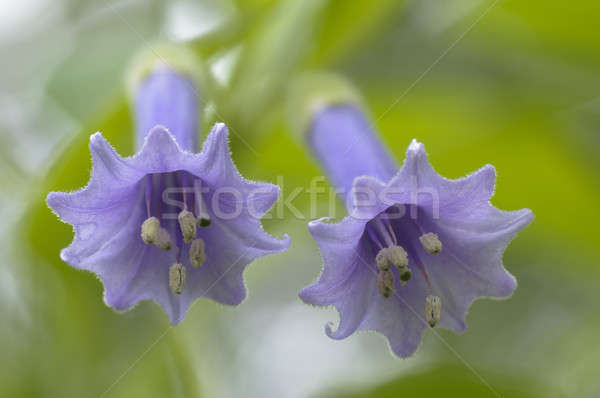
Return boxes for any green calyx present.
[125,42,206,103]
[287,72,364,138]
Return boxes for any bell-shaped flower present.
[293,75,533,357]
[47,49,289,324]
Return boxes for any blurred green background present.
[1,0,599,397]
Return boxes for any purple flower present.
[299,104,533,357]
[47,66,289,324]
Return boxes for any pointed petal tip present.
[324,316,358,341]
[145,125,180,147]
[148,124,171,135]
[45,191,61,209]
[501,272,518,297]
[523,207,535,222]
[89,131,111,153]
[324,318,352,340]
[279,233,292,250]
[400,138,429,174]
[46,191,73,219]
[324,321,338,339]
[59,246,83,267]
[137,124,183,158]
[89,131,104,144]
[200,122,231,161]
[59,248,70,262]
[407,138,425,155]
[307,217,332,234]
[298,284,318,305]
[208,122,229,140]
[513,208,535,230]
[480,163,496,178]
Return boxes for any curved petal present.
[417,205,533,332]
[301,215,430,356]
[300,217,374,339]
[302,216,367,300]
[50,184,141,267]
[357,263,430,358]
[178,211,290,314]
[47,133,144,224]
[46,135,144,268]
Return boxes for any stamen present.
[376,244,411,279]
[155,228,173,251]
[375,247,391,271]
[399,268,412,285]
[189,238,206,268]
[180,171,189,209]
[368,227,384,250]
[145,175,152,217]
[169,263,186,294]
[178,210,197,243]
[377,269,395,298]
[141,216,160,244]
[388,245,408,269]
[194,179,211,227]
[153,173,163,220]
[419,232,442,255]
[414,261,432,293]
[381,216,398,245]
[373,218,394,247]
[425,295,441,327]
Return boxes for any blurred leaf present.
[307,0,409,67]
[223,0,327,130]
[330,364,538,398]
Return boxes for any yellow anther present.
[377,269,395,298]
[141,216,160,244]
[155,228,173,251]
[178,210,197,243]
[420,233,442,255]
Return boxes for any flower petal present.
[48,122,289,324]
[300,217,373,339]
[420,206,533,332]
[387,140,497,218]
[357,264,430,358]
[348,175,389,221]
[133,125,187,173]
